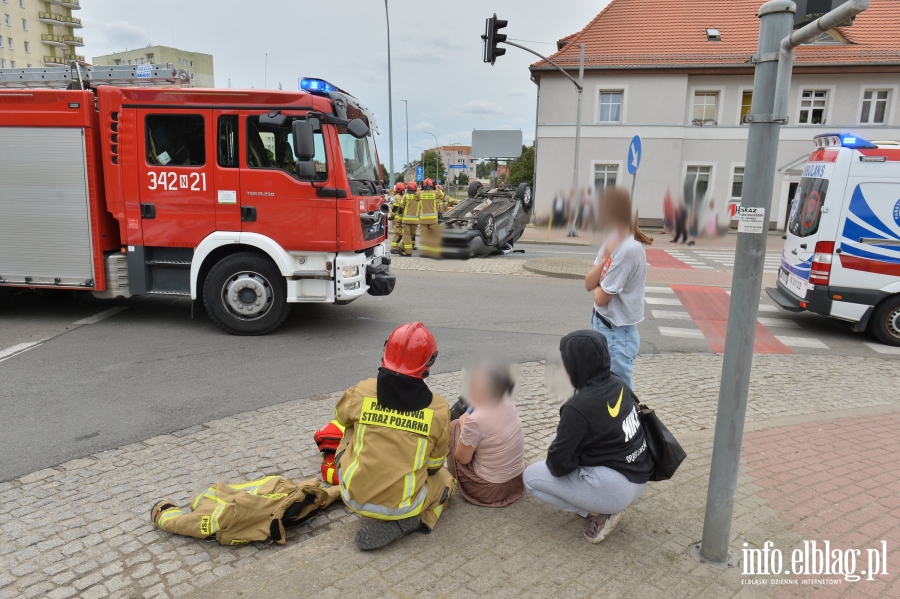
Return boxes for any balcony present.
[63,35,84,47]
[43,55,67,66]
[46,0,81,9]
[65,54,85,62]
[41,34,68,48]
[38,12,83,28]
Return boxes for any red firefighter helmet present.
[382,322,438,379]
[423,178,434,188]
[437,185,444,191]
[394,182,405,193]
[406,181,418,192]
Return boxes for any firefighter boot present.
[354,515,424,551]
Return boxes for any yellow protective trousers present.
[153,476,341,546]
[400,223,418,255]
[419,223,442,259]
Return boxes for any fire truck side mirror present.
[292,120,315,160]
[346,118,369,139]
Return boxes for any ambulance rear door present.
[779,147,846,300]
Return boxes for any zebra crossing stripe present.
[757,317,801,329]
[652,310,692,320]
[863,342,900,355]
[658,327,705,339]
[775,336,829,349]
[645,297,682,305]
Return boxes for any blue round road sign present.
[627,135,642,175]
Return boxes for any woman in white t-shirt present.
[446,361,526,507]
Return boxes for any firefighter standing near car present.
[334,322,456,550]
[418,178,444,259]
[399,182,420,256]
[389,182,406,255]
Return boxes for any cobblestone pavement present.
[1,355,898,599]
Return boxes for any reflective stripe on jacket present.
[334,377,449,521]
[402,193,420,223]
[417,190,443,224]
[391,192,406,224]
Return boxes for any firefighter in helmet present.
[399,182,420,256]
[389,182,406,255]
[417,178,444,259]
[334,322,455,550]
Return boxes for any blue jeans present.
[591,312,640,389]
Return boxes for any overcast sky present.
[83,0,610,171]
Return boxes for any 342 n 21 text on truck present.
[0,66,395,335]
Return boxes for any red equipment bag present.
[314,421,345,485]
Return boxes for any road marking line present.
[645,297,682,305]
[757,305,780,312]
[863,342,900,355]
[0,341,43,363]
[72,306,129,326]
[757,317,801,329]
[652,310,692,320]
[645,287,675,294]
[775,336,829,349]
[658,327,706,339]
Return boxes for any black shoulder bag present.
[632,391,686,481]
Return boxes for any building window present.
[693,92,718,125]
[18,0,23,8]
[20,18,24,30]
[23,40,27,53]
[0,59,5,69]
[685,165,712,208]
[740,92,752,124]
[4,15,9,26]
[860,90,889,124]
[9,60,14,67]
[7,37,11,49]
[799,90,827,125]
[598,91,623,122]
[593,164,618,194]
[731,167,744,200]
[145,114,206,166]
[189,60,193,67]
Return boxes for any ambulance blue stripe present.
[843,186,899,240]
[781,255,811,278]
[838,242,900,264]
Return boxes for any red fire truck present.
[0,65,395,335]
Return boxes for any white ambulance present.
[767,133,900,347]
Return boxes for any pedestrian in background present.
[584,188,648,389]
[523,330,652,544]
[447,359,526,508]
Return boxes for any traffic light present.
[482,14,508,65]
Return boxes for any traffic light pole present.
[694,0,870,568]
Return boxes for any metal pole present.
[696,0,869,567]
[402,99,409,176]
[568,44,585,237]
[532,76,540,225]
[384,0,395,189]
[630,169,637,201]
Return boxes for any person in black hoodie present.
[523,330,653,544]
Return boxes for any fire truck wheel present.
[203,253,290,336]
[870,295,900,347]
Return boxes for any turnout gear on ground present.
[151,476,341,546]
[334,377,455,532]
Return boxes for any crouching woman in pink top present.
[446,361,526,507]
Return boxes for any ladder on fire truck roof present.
[0,62,191,89]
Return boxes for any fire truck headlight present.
[342,266,360,278]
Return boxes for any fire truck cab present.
[0,67,394,335]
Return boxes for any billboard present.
[471,130,523,159]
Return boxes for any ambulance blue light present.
[839,134,877,149]
[300,78,336,95]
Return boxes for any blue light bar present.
[299,78,336,95]
[814,132,877,150]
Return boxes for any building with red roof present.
[529,0,900,228]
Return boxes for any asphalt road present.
[1,256,896,481]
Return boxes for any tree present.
[380,163,390,183]
[420,151,445,182]
[475,161,492,179]
[506,145,534,187]
[457,172,470,186]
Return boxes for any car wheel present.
[468,181,484,198]
[476,212,495,241]
[870,295,900,347]
[203,252,290,336]
[515,183,533,213]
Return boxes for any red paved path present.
[646,248,693,270]
[672,284,793,354]
[745,411,900,598]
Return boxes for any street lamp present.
[424,131,439,182]
[401,100,409,168]
[384,0,395,188]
